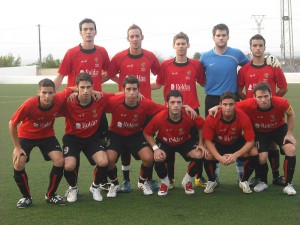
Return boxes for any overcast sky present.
[1,0,299,65]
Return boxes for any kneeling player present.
[144,90,207,196]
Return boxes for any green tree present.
[193,52,201,60]
[0,54,21,67]
[39,54,61,68]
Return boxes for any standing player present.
[236,83,296,195]
[237,34,288,187]
[104,76,166,197]
[9,79,71,208]
[61,73,114,202]
[104,24,161,192]
[203,92,258,194]
[143,90,207,196]
[151,32,206,189]
[53,18,111,191]
[200,23,280,182]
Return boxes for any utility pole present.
[38,24,42,68]
[251,15,266,34]
[280,0,295,72]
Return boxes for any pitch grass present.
[0,83,299,225]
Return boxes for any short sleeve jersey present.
[203,108,255,145]
[156,58,205,109]
[10,88,72,139]
[200,47,249,95]
[60,93,114,138]
[237,96,290,133]
[104,95,166,136]
[144,109,205,146]
[108,49,160,99]
[238,62,287,98]
[58,45,110,91]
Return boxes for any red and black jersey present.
[144,109,205,146]
[108,49,160,99]
[10,88,72,139]
[105,95,165,136]
[156,58,205,109]
[238,62,287,98]
[237,96,290,132]
[60,93,114,138]
[58,45,110,91]
[203,108,255,145]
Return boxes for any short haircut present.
[173,32,189,45]
[122,75,140,89]
[76,72,93,85]
[250,34,266,46]
[127,24,143,37]
[212,23,229,36]
[220,91,237,102]
[253,82,271,96]
[38,78,55,89]
[79,18,97,32]
[166,90,183,102]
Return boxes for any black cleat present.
[17,197,32,209]
[45,194,67,205]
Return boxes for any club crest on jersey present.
[95,57,99,63]
[185,70,191,80]
[264,73,269,78]
[63,147,69,155]
[140,62,146,72]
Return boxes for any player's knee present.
[258,154,268,164]
[282,144,296,156]
[64,158,76,171]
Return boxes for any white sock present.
[183,173,192,183]
[161,176,170,187]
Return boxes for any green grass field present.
[0,83,299,225]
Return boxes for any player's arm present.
[143,129,166,162]
[151,82,162,90]
[8,121,26,164]
[197,128,208,158]
[276,87,288,97]
[102,71,119,84]
[226,141,254,165]
[284,105,296,145]
[237,86,246,100]
[53,74,65,91]
[205,139,227,164]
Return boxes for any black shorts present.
[156,139,197,162]
[205,95,221,117]
[106,131,149,160]
[215,137,246,156]
[97,113,109,139]
[62,133,105,165]
[255,124,288,153]
[19,136,62,162]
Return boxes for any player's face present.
[124,83,139,105]
[77,81,93,103]
[213,30,229,48]
[127,29,143,50]
[220,98,235,119]
[173,38,189,57]
[38,86,55,108]
[167,96,183,115]
[250,40,265,58]
[80,23,97,43]
[254,90,271,110]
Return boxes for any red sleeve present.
[10,100,30,126]
[143,113,161,136]
[195,115,205,129]
[202,115,216,141]
[150,53,161,76]
[196,61,205,86]
[156,61,166,85]
[274,67,287,89]
[238,110,255,142]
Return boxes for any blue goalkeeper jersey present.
[200,47,249,95]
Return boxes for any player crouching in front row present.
[203,92,258,194]
[143,90,207,196]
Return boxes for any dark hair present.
[76,73,93,85]
[122,75,140,89]
[249,34,266,46]
[166,90,183,102]
[173,32,189,45]
[38,78,55,89]
[127,24,143,37]
[79,18,97,32]
[220,91,237,102]
[253,82,271,96]
[212,23,229,36]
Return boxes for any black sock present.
[46,166,63,197]
[242,156,258,181]
[204,160,217,181]
[94,165,108,186]
[64,170,77,187]
[268,150,280,178]
[14,169,31,198]
[283,156,296,185]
